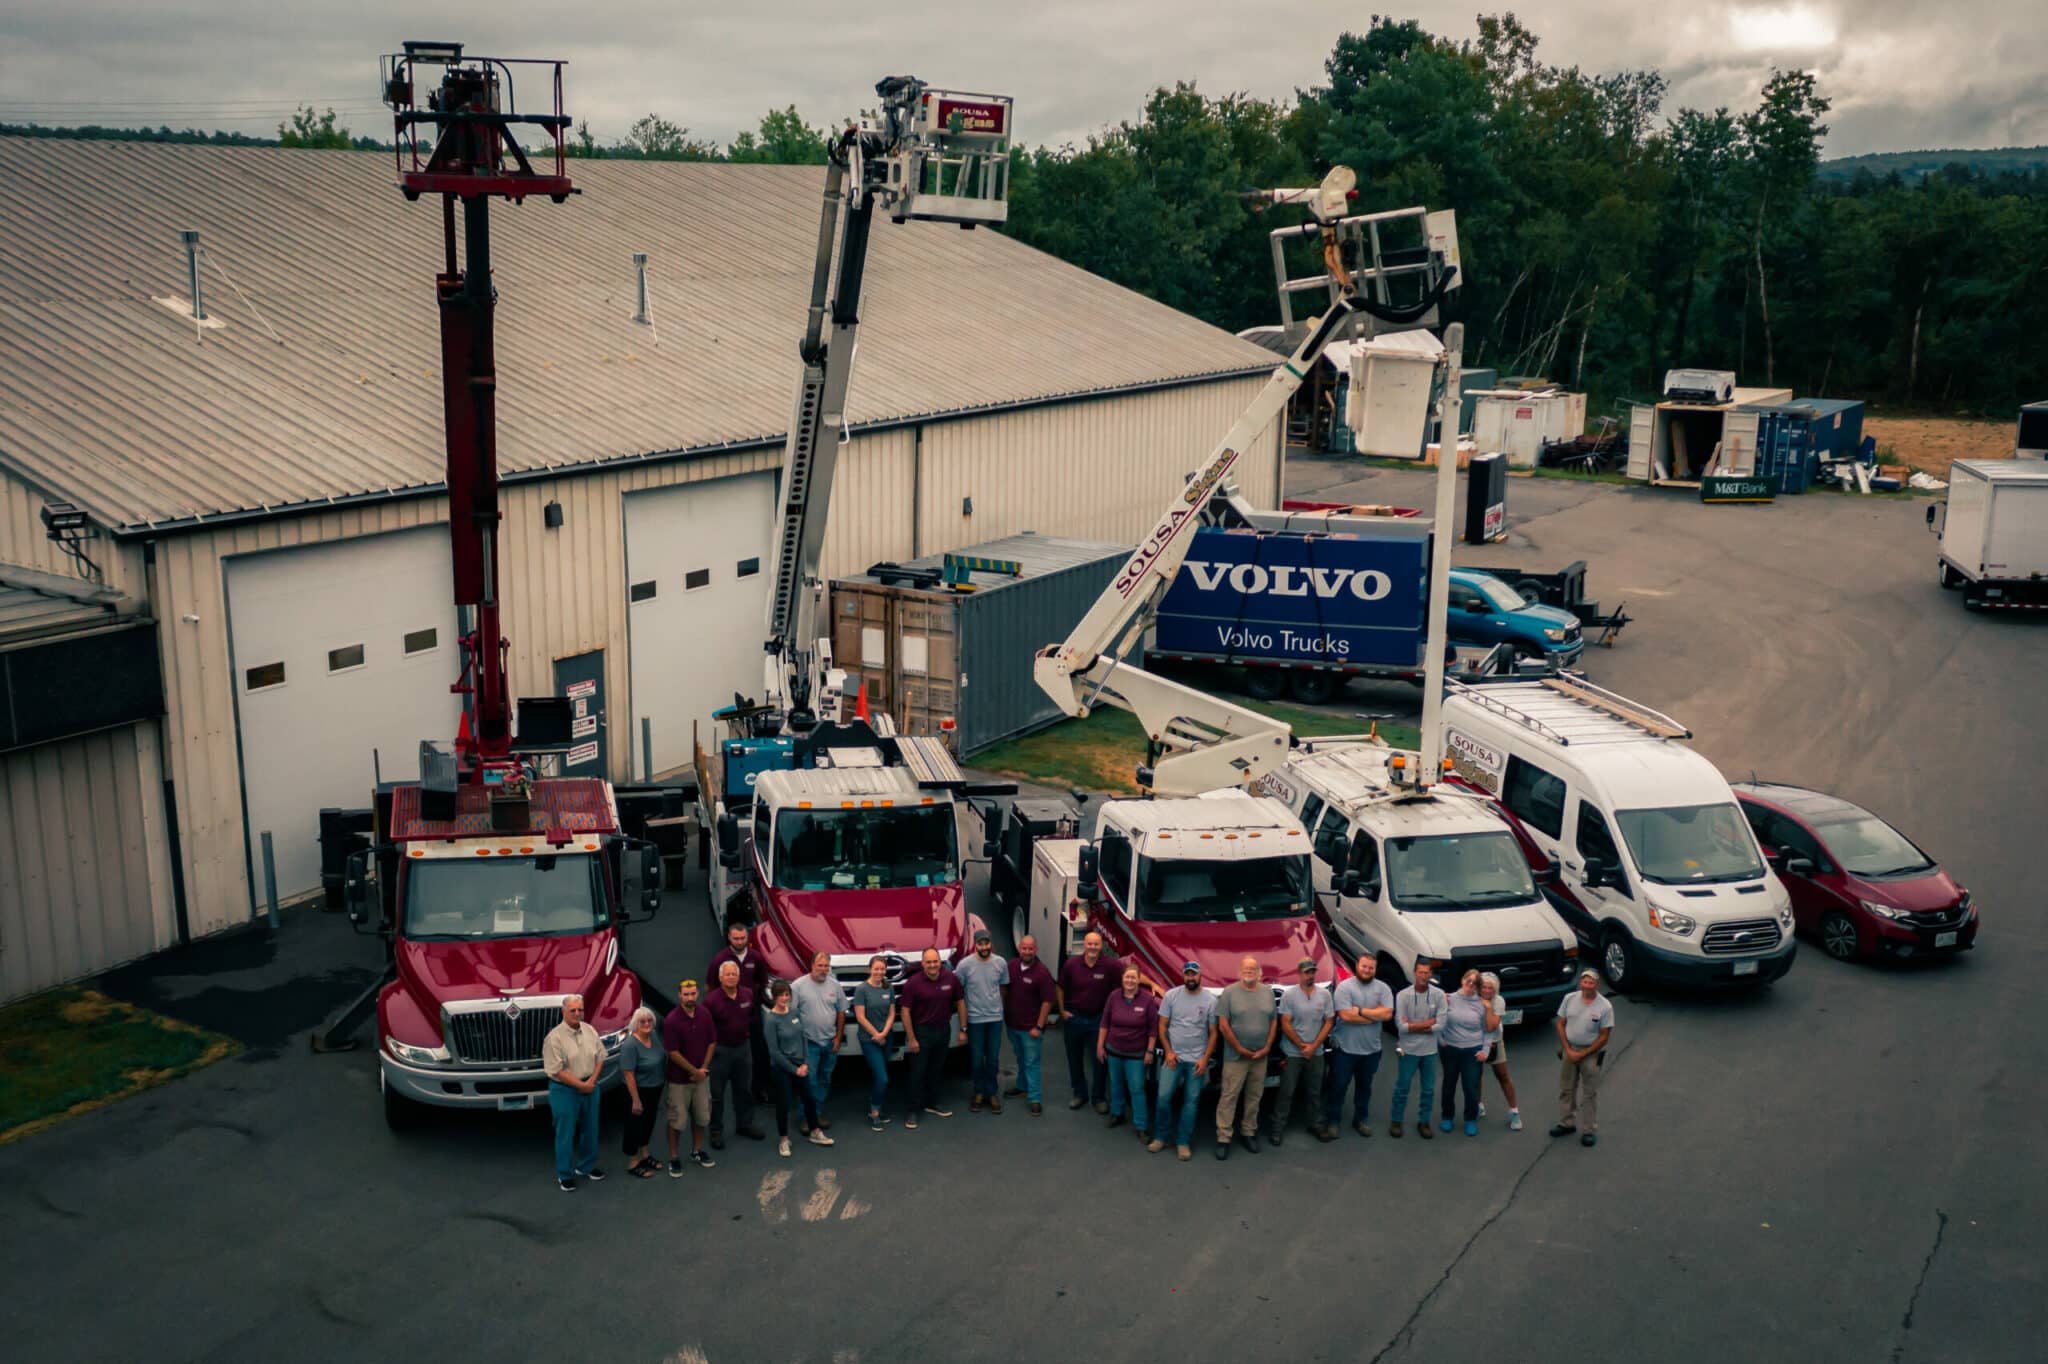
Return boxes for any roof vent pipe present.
[632,252,650,324]
[181,229,205,320]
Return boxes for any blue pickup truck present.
[1146,528,1585,704]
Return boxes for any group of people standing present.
[538,923,1616,1188]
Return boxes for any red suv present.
[1731,783,1975,962]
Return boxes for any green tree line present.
[1003,15,2048,414]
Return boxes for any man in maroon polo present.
[703,960,764,1150]
[1002,934,1059,1115]
[709,923,773,1103]
[899,947,966,1128]
[1057,930,1121,1112]
[661,979,718,1175]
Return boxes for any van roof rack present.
[1446,675,1690,744]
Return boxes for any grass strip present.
[0,987,239,1145]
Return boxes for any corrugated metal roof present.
[841,532,1128,592]
[0,138,1274,534]
[0,584,116,642]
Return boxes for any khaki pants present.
[1215,1054,1269,1140]
[666,1076,710,1131]
[1557,1050,1603,1133]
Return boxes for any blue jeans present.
[1440,1044,1482,1123]
[548,1080,599,1180]
[859,1037,890,1116]
[1155,1059,1204,1147]
[968,1020,1003,1098]
[805,1041,838,1114]
[1064,1013,1106,1104]
[1006,1027,1044,1104]
[1326,1049,1384,1127]
[1389,1050,1437,1124]
[1106,1053,1150,1133]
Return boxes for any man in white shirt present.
[542,993,606,1191]
[1553,968,1615,1147]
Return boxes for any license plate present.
[497,1094,534,1111]
[1936,931,1958,948]
[1732,960,1758,976]
[1503,1008,1524,1026]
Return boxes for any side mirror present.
[1339,870,1363,898]
[1076,843,1100,903]
[717,812,741,869]
[1581,857,1613,890]
[981,833,999,861]
[1924,505,1936,528]
[343,849,375,930]
[1464,600,1491,614]
[641,841,664,908]
[1542,853,1562,883]
[1785,856,1816,878]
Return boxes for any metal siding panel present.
[1,466,144,596]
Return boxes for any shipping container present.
[831,534,1127,755]
[1627,402,1762,483]
[1788,397,1865,465]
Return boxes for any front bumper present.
[1634,934,1798,987]
[1869,916,1979,958]
[382,1052,624,1111]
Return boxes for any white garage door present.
[625,472,776,777]
[226,527,461,903]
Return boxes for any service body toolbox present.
[1929,460,2048,610]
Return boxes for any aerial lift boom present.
[1033,167,1459,795]
[755,78,1012,733]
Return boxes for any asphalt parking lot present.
[5,459,2043,1363]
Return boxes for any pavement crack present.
[1368,1024,1650,1364]
[1891,1209,1949,1363]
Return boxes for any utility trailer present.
[1458,559,1631,646]
[1928,460,2048,610]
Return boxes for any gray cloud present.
[0,2,2039,157]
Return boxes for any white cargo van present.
[1255,739,1580,1024]
[1439,675,1796,990]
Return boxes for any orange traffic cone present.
[854,681,871,724]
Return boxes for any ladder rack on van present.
[1446,675,1690,744]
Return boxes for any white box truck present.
[1928,460,2048,610]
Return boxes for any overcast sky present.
[1,2,2041,158]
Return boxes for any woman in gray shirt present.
[618,1006,666,1178]
[1438,969,1489,1137]
[765,980,832,1155]
[853,956,898,1133]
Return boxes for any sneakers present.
[691,1149,716,1169]
[1093,1101,1110,1115]
[816,1116,832,1131]
[1509,1111,1524,1132]
[1029,1102,1043,1116]
[969,1095,984,1114]
[1439,1118,1454,1133]
[1581,1132,1598,1147]
[1389,1122,1404,1139]
[1353,1122,1372,1138]
[1147,1138,1166,1153]
[1176,1145,1192,1161]
[906,1113,919,1130]
[924,1103,953,1119]
[1419,1123,1434,1140]
[809,1128,836,1147]
[989,1095,1003,1115]
[558,1177,576,1192]
[582,1166,606,1182]
[667,1158,684,1178]
[778,1137,792,1158]
[1267,1129,1284,1148]
[1069,1098,1087,1111]
[1478,1101,1487,1118]
[869,1112,885,1133]
[1315,1125,1338,1143]
[1464,1120,1478,1137]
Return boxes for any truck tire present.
[1288,671,1338,705]
[1937,561,1960,590]
[1244,667,1286,701]
[382,1076,423,1133]
[1599,927,1637,990]
[1011,904,1029,955]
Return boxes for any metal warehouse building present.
[0,137,1281,999]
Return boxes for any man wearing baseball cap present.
[1270,957,1337,1145]
[1153,961,1219,1160]
[1553,968,1614,1146]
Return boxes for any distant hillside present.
[1820,145,2048,181]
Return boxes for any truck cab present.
[718,762,981,1053]
[349,776,663,1130]
[1439,674,1798,990]
[1019,794,1337,994]
[1254,739,1579,1023]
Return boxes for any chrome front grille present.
[1701,918,1783,956]
[446,1003,564,1064]
[1452,944,1571,986]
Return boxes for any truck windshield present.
[1616,803,1764,884]
[403,854,608,940]
[772,805,960,890]
[1134,854,1310,922]
[1474,577,1528,612]
[1385,831,1538,909]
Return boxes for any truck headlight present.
[387,1037,451,1066]
[1860,899,1905,921]
[1777,902,1794,928]
[1647,905,1695,936]
[1543,627,1566,642]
